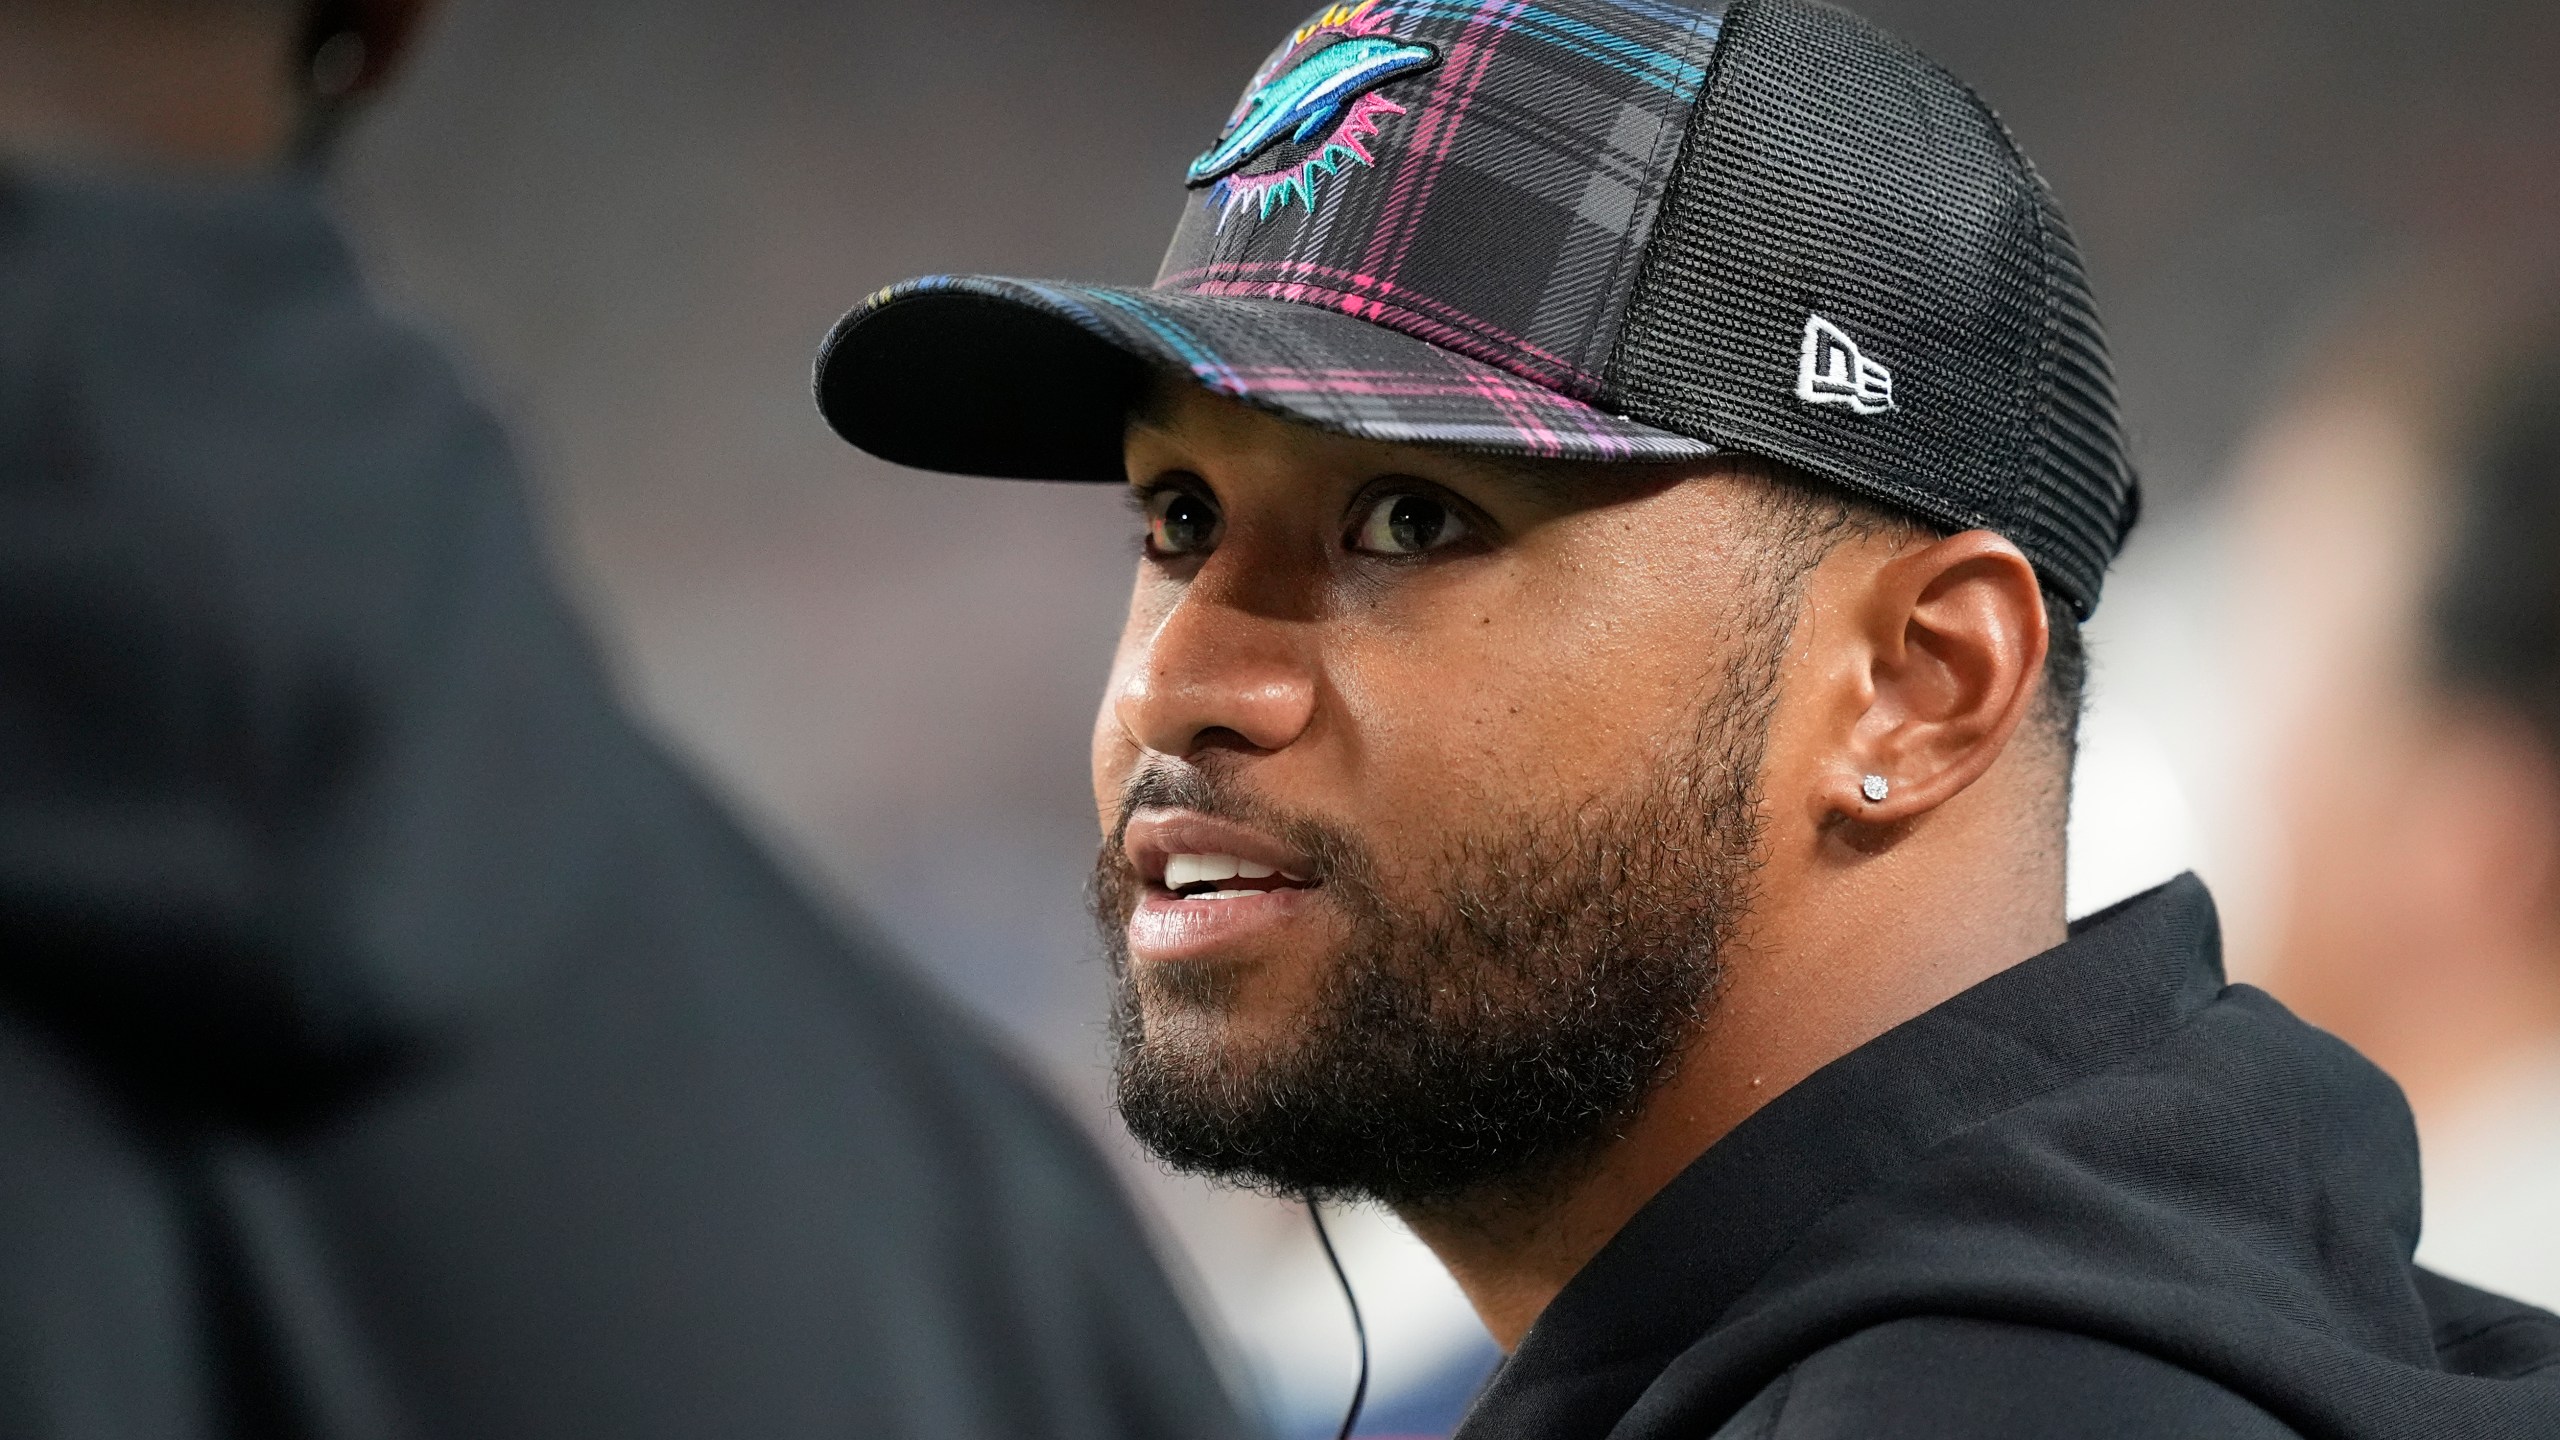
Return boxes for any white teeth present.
[1162,852,1310,894]
[1164,854,1242,890]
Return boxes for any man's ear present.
[1822,530,2050,829]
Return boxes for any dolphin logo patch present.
[1188,37,1440,188]
[1188,14,1439,229]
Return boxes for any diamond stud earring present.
[1861,774,1891,804]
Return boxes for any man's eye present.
[1145,488,1222,557]
[1349,491,1467,556]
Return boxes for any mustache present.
[1108,763,1225,849]
[1101,760,1371,893]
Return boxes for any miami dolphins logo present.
[1188,2,1440,230]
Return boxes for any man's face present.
[1091,383,1793,1207]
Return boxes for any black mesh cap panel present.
[1602,0,2137,616]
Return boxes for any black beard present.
[1093,652,1777,1213]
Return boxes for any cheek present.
[1327,562,1733,826]
[1092,701,1131,833]
[1091,592,1163,830]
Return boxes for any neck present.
[0,3,302,174]
[1403,756,2069,1351]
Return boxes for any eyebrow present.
[1116,427,1693,518]
[1128,368,1194,434]
[1461,452,1701,510]
[1461,453,1596,505]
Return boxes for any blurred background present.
[326,1,2560,1434]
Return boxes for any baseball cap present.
[813,0,2140,616]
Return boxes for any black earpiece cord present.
[1307,1199,1370,1440]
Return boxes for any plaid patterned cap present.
[814,0,2140,615]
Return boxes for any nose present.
[1112,569,1318,760]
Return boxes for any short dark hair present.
[2427,343,2560,759]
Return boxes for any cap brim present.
[813,275,1715,480]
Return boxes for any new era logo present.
[1797,315,1896,416]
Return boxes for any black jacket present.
[0,167,1251,1440]
[1459,877,2560,1439]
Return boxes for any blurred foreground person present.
[814,0,2560,1435]
[0,2,1250,1438]
[2237,275,2560,1312]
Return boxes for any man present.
[0,3,1250,1437]
[2230,272,2560,1311]
[813,0,2560,1434]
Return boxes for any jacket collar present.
[1464,875,2231,1432]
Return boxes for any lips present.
[1121,808,1323,966]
